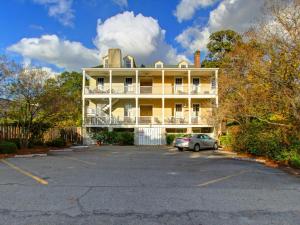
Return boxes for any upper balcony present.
[83,68,218,98]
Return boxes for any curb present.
[49,148,73,152]
[14,154,47,158]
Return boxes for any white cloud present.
[174,0,219,22]
[32,0,74,26]
[176,0,266,53]
[94,11,186,65]
[8,12,187,70]
[8,35,99,71]
[112,0,128,8]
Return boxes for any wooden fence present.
[0,125,83,144]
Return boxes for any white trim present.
[174,77,183,94]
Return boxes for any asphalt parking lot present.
[0,146,299,225]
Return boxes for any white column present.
[215,69,219,107]
[188,70,191,95]
[109,70,112,94]
[162,98,165,125]
[188,97,191,124]
[135,97,138,125]
[162,70,165,95]
[109,97,112,124]
[135,70,139,94]
[82,70,86,124]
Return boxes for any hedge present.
[93,131,134,145]
[0,141,18,154]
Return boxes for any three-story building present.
[82,49,218,145]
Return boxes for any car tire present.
[213,143,218,150]
[194,144,200,152]
[178,147,183,151]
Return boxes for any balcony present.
[84,116,213,126]
[85,85,216,96]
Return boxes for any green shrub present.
[290,154,300,169]
[92,131,134,145]
[117,132,134,145]
[166,134,176,145]
[219,134,232,148]
[46,137,66,147]
[7,138,21,149]
[0,141,18,154]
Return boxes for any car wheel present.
[213,143,218,150]
[194,144,200,152]
[178,147,183,151]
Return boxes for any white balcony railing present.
[84,85,216,95]
[84,116,213,126]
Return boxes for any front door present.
[174,78,183,93]
[140,77,152,94]
[192,78,200,93]
[97,77,104,91]
[175,104,183,119]
[140,105,153,124]
[124,77,133,93]
[192,103,200,123]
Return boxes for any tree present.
[202,30,242,68]
[41,71,82,127]
[218,0,300,161]
[7,68,50,148]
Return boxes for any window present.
[175,78,183,85]
[124,77,133,93]
[124,58,132,68]
[192,78,200,93]
[180,64,187,68]
[211,77,216,90]
[125,77,133,85]
[155,61,164,68]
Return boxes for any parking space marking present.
[0,159,48,185]
[197,170,249,187]
[63,156,96,166]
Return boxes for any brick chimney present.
[194,50,201,68]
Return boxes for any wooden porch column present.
[109,70,112,94]
[188,70,191,95]
[188,97,191,124]
[135,70,139,94]
[135,97,139,125]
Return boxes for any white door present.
[192,78,200,93]
[136,128,165,145]
[124,77,133,93]
[192,104,200,123]
[174,78,183,93]
[175,104,183,118]
[97,77,104,91]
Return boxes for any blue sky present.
[0,0,264,72]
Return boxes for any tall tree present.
[202,30,242,68]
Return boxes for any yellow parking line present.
[63,156,96,166]
[197,170,249,187]
[1,159,48,185]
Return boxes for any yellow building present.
[82,49,218,145]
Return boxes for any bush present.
[290,154,300,169]
[46,137,66,147]
[7,138,21,149]
[92,131,134,145]
[0,141,18,154]
[219,134,232,149]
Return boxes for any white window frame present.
[104,58,108,68]
[192,103,201,117]
[124,103,133,117]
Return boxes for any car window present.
[203,135,211,139]
[197,134,204,139]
